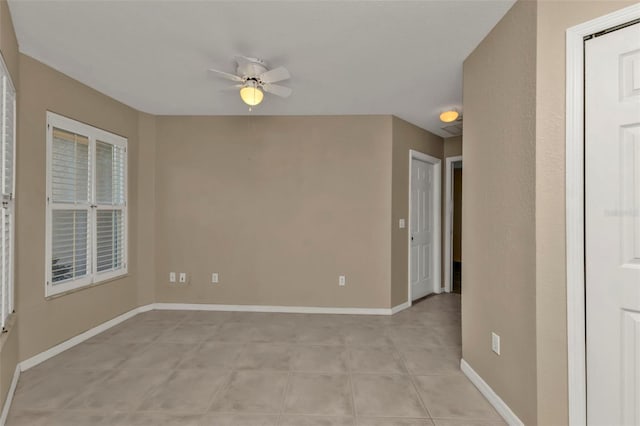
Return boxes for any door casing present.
[407,149,441,306]
[565,4,640,425]
[444,155,462,293]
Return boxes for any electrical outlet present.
[211,273,219,283]
[169,272,176,283]
[179,273,187,283]
[491,332,501,355]
[339,275,346,286]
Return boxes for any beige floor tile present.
[413,375,501,420]
[65,368,172,411]
[215,322,262,342]
[12,369,108,411]
[413,295,460,312]
[283,373,353,416]
[251,323,298,343]
[432,325,462,347]
[157,322,219,344]
[386,327,442,349]
[342,326,395,347]
[297,326,346,346]
[383,312,432,328]
[351,374,427,418]
[119,342,193,369]
[6,410,118,426]
[209,370,288,414]
[357,419,434,426]
[182,310,235,324]
[279,416,355,425]
[178,342,245,370]
[105,320,173,343]
[291,345,349,373]
[137,369,229,412]
[399,346,461,375]
[137,310,191,322]
[61,341,147,370]
[348,347,407,374]
[199,413,279,425]
[6,294,476,424]
[236,343,293,370]
[431,419,506,426]
[115,412,203,426]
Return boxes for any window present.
[0,56,15,329]
[46,112,127,297]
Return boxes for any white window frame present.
[45,112,128,297]
[0,54,15,329]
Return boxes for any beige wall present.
[535,1,635,423]
[16,54,144,360]
[154,115,393,309]
[390,116,444,306]
[0,0,18,408]
[462,1,538,425]
[136,113,157,306]
[444,136,462,158]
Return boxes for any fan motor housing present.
[237,58,268,78]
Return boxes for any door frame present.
[407,149,442,306]
[444,155,462,293]
[565,4,640,425]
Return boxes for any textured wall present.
[390,117,444,306]
[0,0,19,409]
[16,54,144,360]
[535,1,636,423]
[462,0,538,424]
[154,115,393,309]
[444,136,462,159]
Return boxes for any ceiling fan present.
[209,56,292,107]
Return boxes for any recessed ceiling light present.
[439,110,460,123]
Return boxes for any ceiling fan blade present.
[208,68,244,82]
[263,83,292,98]
[220,84,244,91]
[258,67,290,84]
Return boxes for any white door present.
[586,22,640,426]
[410,157,435,300]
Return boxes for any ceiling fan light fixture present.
[240,82,264,106]
[439,110,460,123]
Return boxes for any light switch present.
[399,219,406,229]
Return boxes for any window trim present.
[0,53,15,329]
[45,112,128,297]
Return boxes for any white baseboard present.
[19,305,151,372]
[391,301,411,314]
[460,358,524,426]
[0,364,19,426]
[2,301,406,422]
[153,302,396,316]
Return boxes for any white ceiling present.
[7,0,514,137]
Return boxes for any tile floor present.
[7,294,504,425]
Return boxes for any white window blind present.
[0,54,15,329]
[46,113,127,297]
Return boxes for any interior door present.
[411,157,435,300]
[585,22,640,426]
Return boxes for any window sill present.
[45,272,129,301]
[0,313,17,352]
